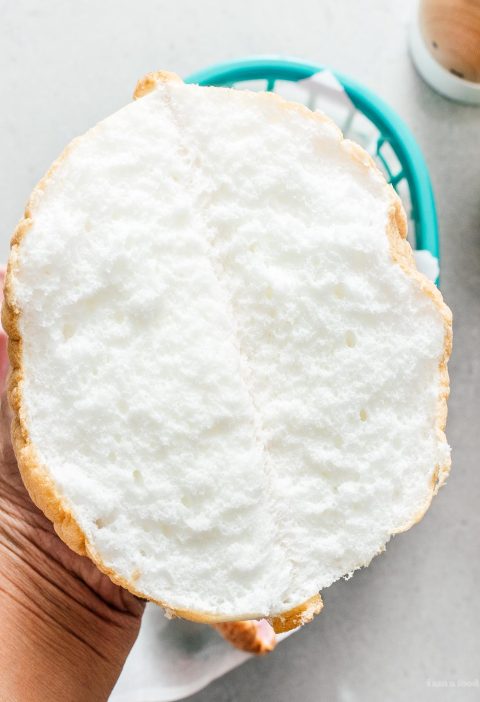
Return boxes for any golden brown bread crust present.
[214,619,276,655]
[267,594,323,634]
[2,70,452,636]
[133,70,182,99]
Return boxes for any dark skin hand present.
[0,386,145,702]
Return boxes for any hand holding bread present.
[2,72,451,650]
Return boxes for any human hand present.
[0,257,278,702]
[0,271,144,702]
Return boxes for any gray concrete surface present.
[1,1,479,700]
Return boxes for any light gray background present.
[1,1,479,701]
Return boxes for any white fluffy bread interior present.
[10,76,450,620]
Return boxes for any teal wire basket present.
[186,57,440,285]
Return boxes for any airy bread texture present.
[3,72,451,631]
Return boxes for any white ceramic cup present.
[410,0,480,105]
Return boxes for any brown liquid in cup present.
[419,0,480,82]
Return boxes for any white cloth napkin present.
[111,605,252,702]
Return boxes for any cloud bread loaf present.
[3,71,452,632]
